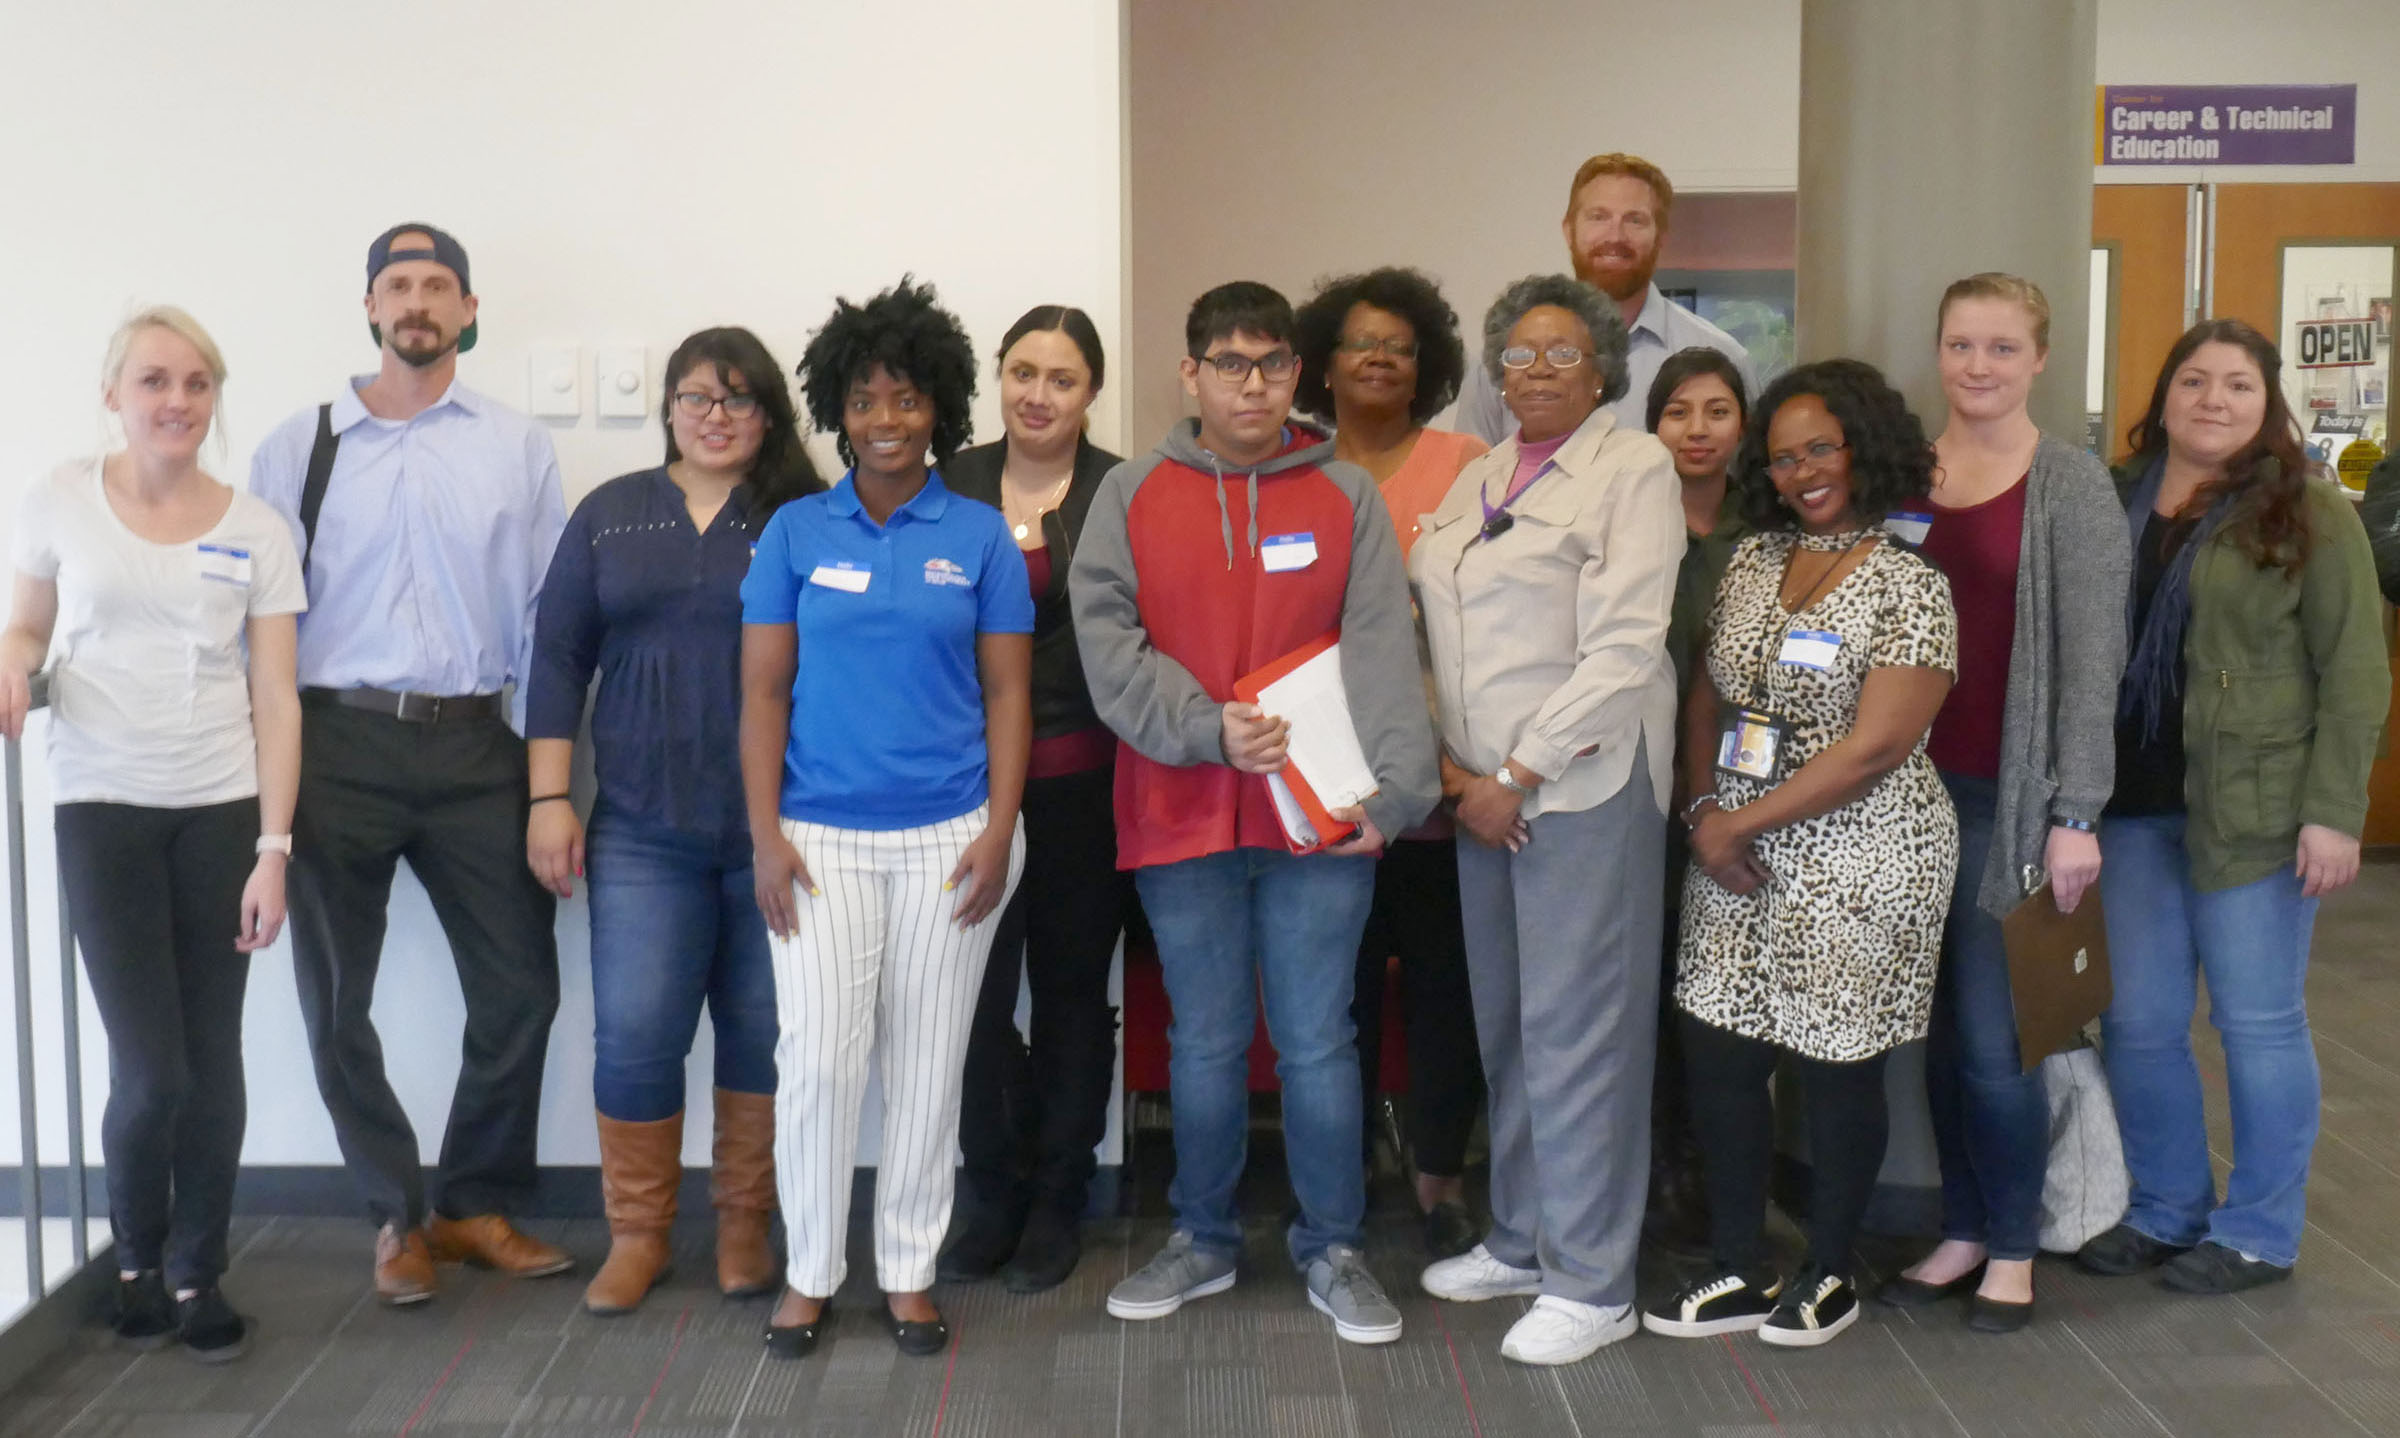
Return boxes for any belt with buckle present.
[302,686,504,724]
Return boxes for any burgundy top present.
[1920,476,2027,780]
[1021,545,1113,779]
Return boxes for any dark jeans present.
[1350,836,1482,1177]
[1924,772,2048,1261]
[56,799,258,1292]
[586,805,777,1122]
[1682,1013,1891,1280]
[958,767,1126,1215]
[288,704,559,1228]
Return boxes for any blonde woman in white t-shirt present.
[0,307,304,1364]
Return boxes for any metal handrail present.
[4,669,86,1299]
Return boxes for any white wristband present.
[256,834,293,856]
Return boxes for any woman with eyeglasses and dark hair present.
[2074,319,2383,1296]
[1410,275,1681,1366]
[936,305,1128,1294]
[1645,359,1957,1350]
[1292,267,1488,1258]
[525,325,824,1317]
[741,277,1032,1359]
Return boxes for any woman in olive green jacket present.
[2077,318,2387,1296]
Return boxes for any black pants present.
[1681,1013,1891,1280]
[1351,836,1483,1177]
[288,704,559,1228]
[958,766,1126,1216]
[55,799,258,1291]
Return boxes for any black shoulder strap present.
[299,403,340,574]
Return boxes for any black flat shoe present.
[2160,1242,2293,1295]
[1966,1293,2034,1333]
[2075,1223,2192,1277]
[176,1287,250,1364]
[1875,1264,1985,1308]
[935,1197,1024,1283]
[111,1272,176,1352]
[762,1297,830,1359]
[1422,1201,1479,1260]
[886,1306,949,1356]
[1001,1207,1082,1294]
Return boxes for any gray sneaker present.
[1305,1245,1403,1345]
[1107,1231,1237,1321]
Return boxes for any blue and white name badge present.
[1260,532,1317,573]
[808,560,871,593]
[1777,629,1842,670]
[1885,510,1934,546]
[195,542,252,586]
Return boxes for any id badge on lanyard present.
[1715,705,1789,781]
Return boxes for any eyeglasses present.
[1499,344,1587,371]
[1765,440,1849,478]
[1197,350,1298,384]
[1334,337,1420,359]
[673,391,761,419]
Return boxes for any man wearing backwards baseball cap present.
[249,223,568,1306]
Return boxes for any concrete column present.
[1782,0,2099,1235]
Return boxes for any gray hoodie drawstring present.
[1210,454,1234,569]
[1246,470,1260,559]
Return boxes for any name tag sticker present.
[196,543,252,586]
[1778,629,1842,670]
[809,562,870,593]
[1260,532,1317,573]
[1885,511,1933,545]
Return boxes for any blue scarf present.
[2118,456,2230,742]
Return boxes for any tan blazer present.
[1409,408,1682,819]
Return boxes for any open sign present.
[2295,318,2376,368]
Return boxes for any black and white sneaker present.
[1758,1265,1859,1348]
[1642,1267,1783,1338]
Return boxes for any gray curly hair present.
[1481,274,1631,407]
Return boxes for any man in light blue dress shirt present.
[1455,153,1758,443]
[249,224,570,1306]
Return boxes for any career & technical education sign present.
[2096,85,2356,166]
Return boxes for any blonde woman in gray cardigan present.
[1876,275,2130,1332]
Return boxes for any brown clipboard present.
[2001,881,2112,1074]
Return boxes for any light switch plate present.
[527,345,580,419]
[596,346,648,420]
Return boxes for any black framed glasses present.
[1198,350,1298,384]
[673,390,761,419]
[1334,336,1419,359]
[1765,440,1849,478]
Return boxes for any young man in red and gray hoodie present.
[1071,281,1438,1345]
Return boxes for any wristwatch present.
[1493,767,1534,797]
[2051,814,2097,834]
[256,834,294,856]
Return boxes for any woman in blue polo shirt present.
[740,278,1033,1360]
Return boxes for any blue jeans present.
[1136,846,1377,1267]
[1924,773,2049,1261]
[586,805,779,1121]
[2098,813,2320,1267]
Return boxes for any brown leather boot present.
[711,1089,780,1297]
[583,1112,683,1316]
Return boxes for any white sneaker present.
[1421,1244,1544,1302]
[1500,1296,1638,1365]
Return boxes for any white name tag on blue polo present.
[1778,629,1842,670]
[809,561,870,593]
[1260,532,1317,573]
[1885,511,1933,545]
[196,543,252,586]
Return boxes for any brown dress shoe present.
[711,1089,781,1297]
[424,1212,574,1278]
[374,1223,437,1306]
[585,1111,683,1316]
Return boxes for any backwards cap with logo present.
[365,222,478,353]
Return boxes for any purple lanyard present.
[1479,460,1554,540]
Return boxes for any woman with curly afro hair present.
[1647,358,1959,1350]
[737,276,1035,1360]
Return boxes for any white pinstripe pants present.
[770,806,1025,1295]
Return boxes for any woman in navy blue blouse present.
[524,326,823,1316]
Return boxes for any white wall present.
[0,0,1123,1170]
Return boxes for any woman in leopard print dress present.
[1643,360,1959,1351]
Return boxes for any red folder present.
[1234,631,1358,853]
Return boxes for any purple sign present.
[2098,85,2356,166]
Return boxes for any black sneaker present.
[175,1287,249,1364]
[2075,1223,2192,1277]
[1758,1266,1859,1348]
[1000,1205,1083,1294]
[935,1192,1024,1283]
[2160,1241,2293,1295]
[1642,1267,1783,1338]
[1421,1201,1479,1260]
[112,1271,176,1351]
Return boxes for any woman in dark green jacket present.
[2077,318,2387,1296]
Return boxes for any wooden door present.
[2092,184,2192,458]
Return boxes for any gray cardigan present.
[1975,433,2132,918]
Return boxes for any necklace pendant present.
[1012,522,1030,541]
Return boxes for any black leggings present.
[55,799,258,1292]
[1352,836,1483,1177]
[1680,1013,1891,1280]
